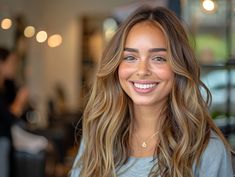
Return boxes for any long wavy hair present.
[76,6,231,177]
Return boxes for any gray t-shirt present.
[70,133,233,177]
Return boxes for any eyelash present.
[123,56,167,62]
[152,56,167,62]
[123,56,136,61]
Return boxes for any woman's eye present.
[152,56,167,62]
[123,56,136,61]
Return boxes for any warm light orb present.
[202,0,215,12]
[36,31,47,43]
[1,18,12,30]
[48,34,63,48]
[24,26,35,38]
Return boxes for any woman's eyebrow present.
[149,48,167,52]
[123,47,167,53]
[123,47,138,53]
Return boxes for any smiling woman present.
[70,6,233,177]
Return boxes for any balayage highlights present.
[76,6,231,177]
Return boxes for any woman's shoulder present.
[194,131,233,177]
[204,131,228,155]
[197,131,231,168]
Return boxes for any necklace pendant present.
[142,142,147,148]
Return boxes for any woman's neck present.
[130,104,164,157]
[130,103,166,157]
[133,105,163,134]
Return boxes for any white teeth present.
[134,83,156,89]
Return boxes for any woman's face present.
[118,22,174,108]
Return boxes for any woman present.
[71,6,233,177]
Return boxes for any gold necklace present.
[134,131,159,150]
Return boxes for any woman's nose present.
[136,60,151,77]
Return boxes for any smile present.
[133,82,157,89]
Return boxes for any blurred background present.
[0,0,234,177]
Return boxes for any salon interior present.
[0,0,235,176]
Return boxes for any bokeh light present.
[202,0,215,12]
[48,34,63,48]
[24,26,35,38]
[1,18,12,30]
[103,18,118,41]
[36,30,47,43]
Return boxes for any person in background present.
[70,6,233,177]
[0,47,29,177]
